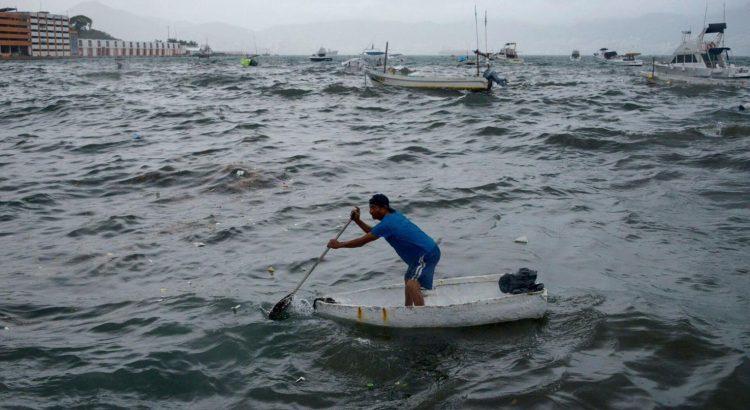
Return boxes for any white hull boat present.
[494,42,524,64]
[648,23,749,84]
[612,53,644,66]
[310,47,335,62]
[367,68,501,91]
[314,274,548,328]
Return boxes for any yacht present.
[310,47,336,62]
[646,23,749,83]
[494,42,523,64]
[594,48,618,61]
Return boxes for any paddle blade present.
[269,293,294,320]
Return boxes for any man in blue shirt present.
[327,194,441,306]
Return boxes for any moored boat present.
[310,47,335,62]
[494,42,524,64]
[594,48,618,62]
[644,23,749,84]
[366,67,505,91]
[614,52,644,66]
[314,274,548,328]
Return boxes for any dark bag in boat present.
[499,268,543,294]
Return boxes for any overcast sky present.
[10,0,746,30]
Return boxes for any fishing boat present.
[366,68,505,91]
[594,48,618,62]
[644,23,749,84]
[193,44,212,59]
[613,52,644,66]
[314,274,548,328]
[494,42,524,64]
[241,54,258,67]
[570,49,581,60]
[310,47,336,62]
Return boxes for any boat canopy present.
[705,23,727,34]
[603,51,618,59]
[708,47,731,55]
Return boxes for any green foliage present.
[70,15,92,32]
[167,38,198,47]
[77,29,118,40]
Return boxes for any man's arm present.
[351,206,372,233]
[328,233,378,249]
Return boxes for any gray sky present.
[6,0,748,54]
[12,0,746,30]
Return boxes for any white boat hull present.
[314,274,548,328]
[366,69,488,91]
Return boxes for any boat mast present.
[474,5,480,76]
[484,10,488,68]
[383,41,389,73]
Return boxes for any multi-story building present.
[0,8,31,58]
[1,9,186,59]
[28,11,71,57]
[77,39,186,57]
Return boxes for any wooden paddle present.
[268,218,352,320]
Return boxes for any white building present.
[77,39,186,57]
[28,11,71,57]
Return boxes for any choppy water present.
[1,55,749,408]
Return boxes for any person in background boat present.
[327,194,440,307]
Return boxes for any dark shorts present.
[405,246,440,290]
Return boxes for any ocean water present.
[1,55,749,408]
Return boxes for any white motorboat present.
[360,44,405,67]
[571,49,581,60]
[644,23,749,84]
[366,67,505,91]
[314,274,548,328]
[310,47,335,62]
[613,52,644,66]
[494,42,524,64]
[594,48,618,62]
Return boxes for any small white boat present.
[366,68,503,91]
[613,52,644,66]
[314,274,548,328]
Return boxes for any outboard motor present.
[483,68,508,90]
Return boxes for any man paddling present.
[327,194,440,307]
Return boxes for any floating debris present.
[132,132,141,140]
[366,382,374,389]
[296,377,306,383]
[740,104,746,112]
[514,236,528,244]
[267,266,275,274]
[232,304,241,314]
[194,242,206,247]
[160,288,167,294]
[236,170,245,177]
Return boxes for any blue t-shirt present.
[371,212,437,265]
